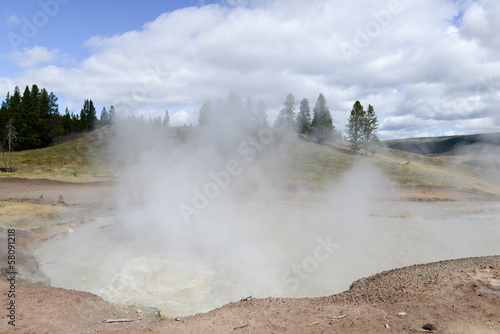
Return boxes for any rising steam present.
[38,100,500,317]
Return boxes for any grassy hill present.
[1,127,500,196]
[0,127,116,182]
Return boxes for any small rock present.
[385,323,390,328]
[397,312,407,316]
[58,195,66,205]
[423,323,437,331]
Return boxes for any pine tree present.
[244,96,253,126]
[274,93,296,130]
[0,92,10,141]
[296,98,311,134]
[163,110,170,127]
[198,101,213,126]
[346,101,365,153]
[109,105,116,124]
[62,107,72,135]
[16,85,40,150]
[255,100,269,129]
[362,104,379,156]
[310,93,334,143]
[7,87,21,148]
[37,88,54,145]
[100,107,110,127]
[3,118,17,168]
[80,99,97,131]
[150,115,161,127]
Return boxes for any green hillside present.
[1,127,500,196]
[0,127,115,182]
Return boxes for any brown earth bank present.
[1,178,499,333]
[0,256,499,333]
[1,177,498,206]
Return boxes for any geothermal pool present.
[37,198,500,317]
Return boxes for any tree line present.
[198,92,269,132]
[273,93,343,144]
[273,93,379,153]
[198,92,379,153]
[1,85,379,155]
[201,92,379,153]
[0,85,115,151]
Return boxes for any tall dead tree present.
[3,118,18,169]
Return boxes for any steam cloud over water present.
[38,113,500,317]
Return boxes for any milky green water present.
[38,200,500,317]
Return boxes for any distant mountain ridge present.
[384,132,500,155]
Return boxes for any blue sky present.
[1,0,499,139]
[1,0,218,75]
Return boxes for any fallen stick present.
[331,315,346,319]
[103,319,139,323]
[240,295,253,301]
[308,321,319,326]
[233,324,250,330]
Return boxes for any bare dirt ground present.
[1,178,499,333]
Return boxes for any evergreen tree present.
[248,99,269,131]
[274,93,296,130]
[3,118,17,168]
[198,101,213,126]
[296,98,311,134]
[163,110,170,127]
[345,101,379,155]
[37,87,55,145]
[0,92,10,141]
[310,93,334,143]
[62,107,73,135]
[80,99,97,131]
[8,87,21,142]
[346,101,366,153]
[152,115,162,127]
[255,100,269,129]
[109,105,116,124]
[100,107,110,127]
[16,85,40,150]
[361,104,379,156]
[244,96,253,126]
[48,92,59,114]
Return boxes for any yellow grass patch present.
[0,202,67,229]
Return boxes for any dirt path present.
[0,178,116,205]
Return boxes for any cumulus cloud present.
[7,46,59,68]
[0,0,499,138]
[460,0,500,49]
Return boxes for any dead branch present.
[233,324,250,330]
[103,318,140,323]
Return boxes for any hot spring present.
[36,124,500,317]
[37,192,500,317]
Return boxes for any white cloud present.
[1,0,499,139]
[5,14,21,26]
[7,46,59,68]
